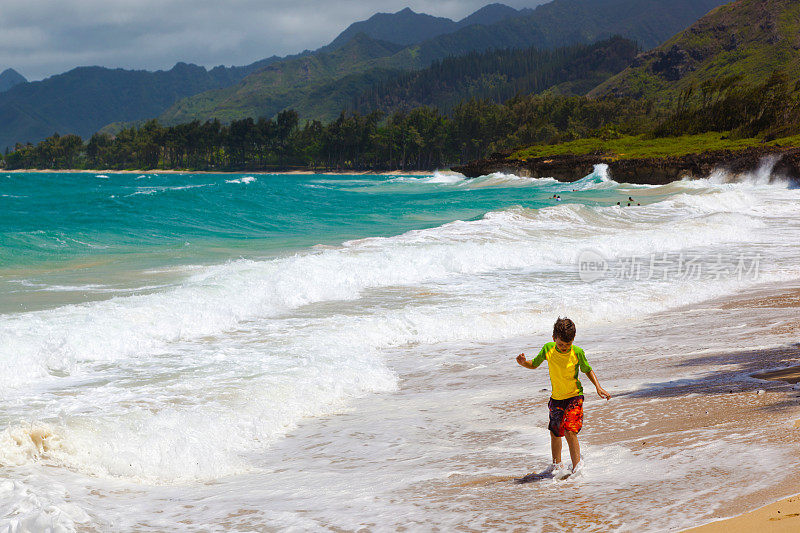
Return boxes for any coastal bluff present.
[451,146,800,185]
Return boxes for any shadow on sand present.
[616,343,800,412]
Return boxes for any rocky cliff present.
[451,146,800,185]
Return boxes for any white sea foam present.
[388,172,466,184]
[425,171,465,184]
[8,281,169,294]
[127,183,213,196]
[0,334,397,484]
[226,176,256,184]
[0,476,90,532]
[564,163,620,191]
[390,171,541,187]
[460,172,550,188]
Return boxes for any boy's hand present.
[516,353,528,367]
[596,386,611,400]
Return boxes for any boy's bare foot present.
[541,462,565,476]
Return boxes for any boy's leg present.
[564,430,581,467]
[550,432,562,464]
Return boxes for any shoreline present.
[686,493,800,532]
[1,168,441,176]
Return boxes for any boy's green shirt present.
[530,342,592,400]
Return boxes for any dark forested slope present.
[0,59,277,150]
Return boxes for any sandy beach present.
[1,168,441,176]
[687,489,800,532]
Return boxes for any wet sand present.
[685,360,800,533]
[434,346,800,531]
[687,487,800,533]
[686,488,800,532]
[753,365,800,384]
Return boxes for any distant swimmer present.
[616,202,621,206]
[628,196,634,202]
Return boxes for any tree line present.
[652,71,800,140]
[1,94,648,171]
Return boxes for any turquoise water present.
[0,170,622,312]
[2,168,800,531]
[0,171,618,267]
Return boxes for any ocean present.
[1,166,799,531]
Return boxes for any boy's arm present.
[577,348,611,400]
[585,370,611,400]
[516,345,547,369]
[516,353,533,368]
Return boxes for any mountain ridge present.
[158,0,727,126]
[0,68,27,93]
[0,58,278,150]
[325,4,526,50]
[157,34,406,126]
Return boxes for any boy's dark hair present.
[553,317,576,342]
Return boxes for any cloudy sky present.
[2,0,543,81]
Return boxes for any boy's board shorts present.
[548,395,584,437]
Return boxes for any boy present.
[516,317,611,478]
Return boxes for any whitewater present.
[1,166,799,531]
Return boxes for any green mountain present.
[368,36,637,110]
[375,0,726,70]
[157,34,406,125]
[458,3,528,28]
[0,59,278,150]
[591,0,800,101]
[158,0,727,126]
[0,68,27,93]
[302,36,638,119]
[326,7,459,49]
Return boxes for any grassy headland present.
[511,132,800,161]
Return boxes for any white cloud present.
[0,0,541,80]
